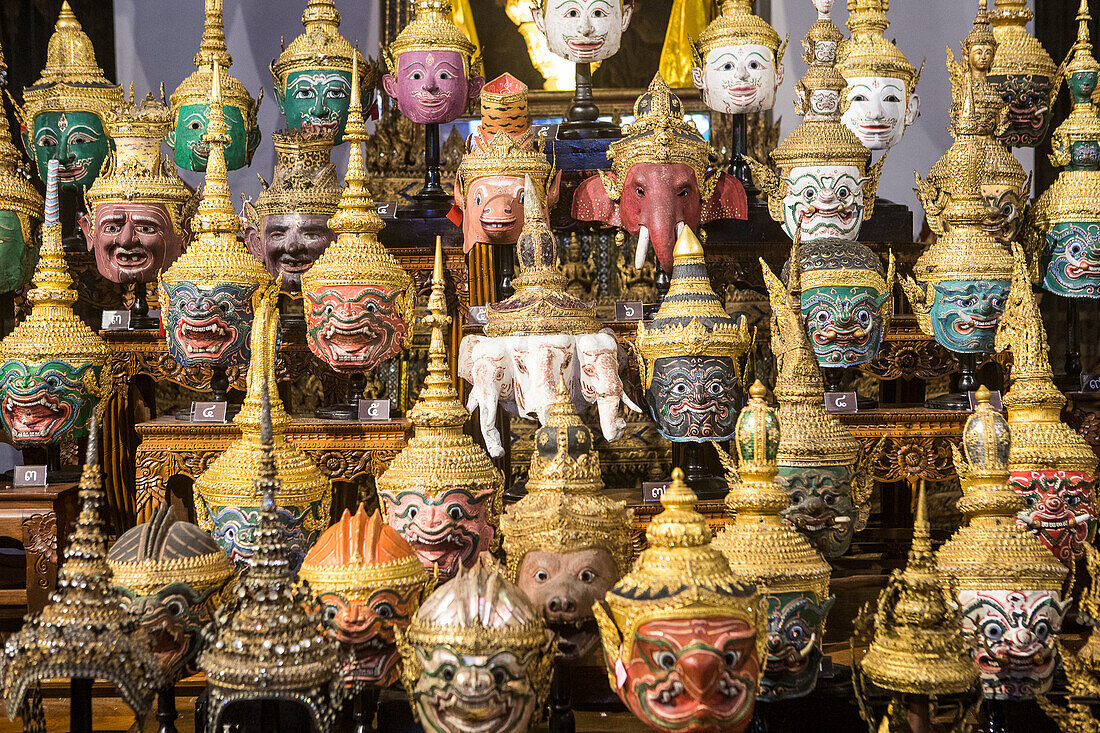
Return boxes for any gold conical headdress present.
[383,0,481,77]
[1,414,163,723]
[837,0,921,98]
[501,380,634,579]
[691,0,785,70]
[988,0,1056,80]
[246,129,342,220]
[270,0,368,96]
[859,484,979,695]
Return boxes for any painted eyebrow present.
[130,213,169,226]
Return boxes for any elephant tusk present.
[635,225,650,269]
[676,221,685,237]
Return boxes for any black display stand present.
[557,63,620,140]
[548,663,576,733]
[981,699,1008,733]
[352,688,380,733]
[822,366,876,409]
[1059,297,1082,391]
[400,123,453,218]
[673,440,728,501]
[156,685,178,733]
[728,114,759,197]
[70,677,93,733]
[925,352,979,411]
[316,372,367,421]
[130,281,159,330]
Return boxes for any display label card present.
[818,656,835,678]
[192,401,228,423]
[14,465,47,487]
[358,399,391,421]
[643,481,670,502]
[468,306,487,325]
[967,390,1003,411]
[616,301,644,321]
[1082,374,1100,392]
[376,201,398,219]
[824,391,858,414]
[101,310,131,330]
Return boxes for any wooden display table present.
[0,481,79,614]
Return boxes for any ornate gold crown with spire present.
[501,379,634,579]
[199,376,344,733]
[859,483,978,695]
[712,381,832,601]
[837,0,922,97]
[988,0,1057,80]
[376,237,504,506]
[1,413,163,724]
[383,0,481,77]
[995,241,1098,474]
[169,0,261,142]
[635,227,751,388]
[454,122,552,203]
[270,0,368,94]
[690,0,786,72]
[0,39,42,238]
[85,90,196,233]
[14,1,123,127]
[246,129,343,220]
[160,60,272,294]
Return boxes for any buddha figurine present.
[763,237,875,558]
[1033,0,1100,299]
[0,160,109,447]
[573,75,747,276]
[270,0,367,144]
[302,58,413,375]
[0,40,43,294]
[243,129,342,293]
[377,238,504,580]
[995,241,1098,566]
[501,380,633,661]
[159,62,274,372]
[987,0,1058,148]
[193,281,332,569]
[595,468,764,732]
[461,178,638,456]
[107,503,233,684]
[858,484,978,712]
[836,0,922,152]
[635,227,751,442]
[712,381,834,701]
[690,0,786,116]
[13,1,123,190]
[167,0,261,172]
[452,74,554,255]
[81,92,196,286]
[299,505,429,686]
[748,0,883,243]
[199,382,344,733]
[937,385,1070,700]
[396,554,554,733]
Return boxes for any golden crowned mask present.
[1,417,163,725]
[383,0,482,78]
[858,483,979,696]
[269,0,369,100]
[199,380,344,733]
[837,0,921,99]
[635,227,751,389]
[85,91,197,234]
[501,379,634,578]
[245,129,342,222]
[690,0,786,72]
[0,39,42,253]
[986,0,1058,147]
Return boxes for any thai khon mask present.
[691,0,786,116]
[531,0,634,64]
[299,506,429,686]
[108,503,233,682]
[382,0,485,125]
[0,65,42,294]
[595,470,764,733]
[986,0,1057,148]
[397,554,554,733]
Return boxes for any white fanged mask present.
[781,166,866,242]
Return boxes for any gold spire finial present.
[410,236,462,420]
[326,53,380,237]
[197,0,232,68]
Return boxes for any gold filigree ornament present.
[635,226,751,389]
[9,2,123,141]
[244,129,343,222]
[85,90,197,235]
[0,414,164,727]
[0,39,42,247]
[501,378,634,579]
[690,0,787,78]
[594,468,765,688]
[383,0,482,79]
[199,377,346,733]
[270,0,370,101]
[837,0,922,100]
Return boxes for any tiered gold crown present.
[606,75,721,201]
[160,60,272,292]
[596,468,762,663]
[937,386,1068,593]
[995,241,1098,474]
[636,227,751,388]
[15,1,123,128]
[860,484,979,695]
[713,381,832,600]
[299,505,428,601]
[246,129,342,220]
[85,92,196,231]
[1,420,163,723]
[501,380,634,579]
[169,0,261,140]
[455,129,552,201]
[1066,0,1100,78]
[837,0,921,96]
[383,0,481,77]
[0,39,42,232]
[376,237,504,504]
[270,0,368,93]
[988,0,1057,79]
[0,160,108,370]
[485,176,603,336]
[690,0,786,70]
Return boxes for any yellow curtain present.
[659,0,716,88]
[450,0,482,65]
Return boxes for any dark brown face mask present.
[80,202,185,284]
[245,212,335,292]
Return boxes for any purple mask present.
[382,50,483,125]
